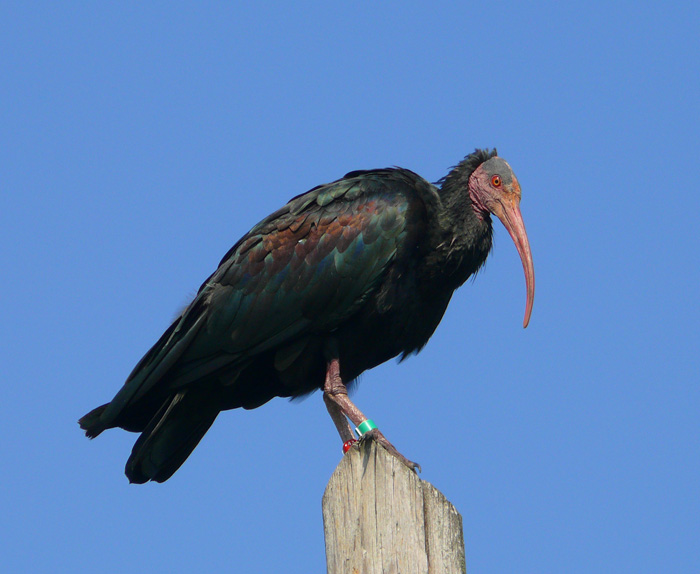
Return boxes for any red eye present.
[491,175,502,187]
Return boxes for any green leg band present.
[355,419,377,436]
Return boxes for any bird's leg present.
[323,357,420,472]
[323,393,355,443]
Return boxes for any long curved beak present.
[492,195,535,328]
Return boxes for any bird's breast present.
[332,270,455,381]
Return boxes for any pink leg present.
[323,393,355,443]
[323,357,420,472]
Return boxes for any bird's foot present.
[360,428,421,473]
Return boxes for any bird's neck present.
[422,178,493,288]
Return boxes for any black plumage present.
[80,148,534,482]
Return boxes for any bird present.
[79,148,535,483]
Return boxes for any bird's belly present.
[335,291,452,382]
[220,287,453,406]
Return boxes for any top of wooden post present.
[322,439,466,574]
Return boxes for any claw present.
[360,429,421,473]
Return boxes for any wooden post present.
[322,440,466,574]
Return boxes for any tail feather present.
[125,390,219,483]
[78,404,110,438]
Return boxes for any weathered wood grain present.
[322,440,466,574]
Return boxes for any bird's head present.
[468,156,535,328]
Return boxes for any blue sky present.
[2,2,698,572]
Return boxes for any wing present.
[97,169,433,430]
